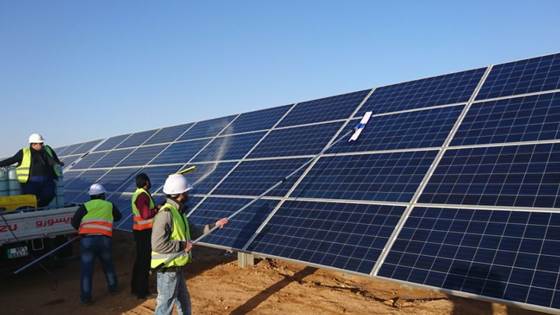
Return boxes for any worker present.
[0,133,64,207]
[130,173,159,299]
[71,183,122,305]
[151,174,228,315]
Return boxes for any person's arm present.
[135,193,158,219]
[0,150,23,167]
[71,205,87,230]
[111,203,122,221]
[151,211,185,254]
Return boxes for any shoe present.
[80,298,93,305]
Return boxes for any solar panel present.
[91,148,134,168]
[150,139,210,165]
[330,106,463,153]
[477,53,560,100]
[61,53,560,314]
[378,207,560,309]
[278,90,370,127]
[212,158,308,197]
[357,68,485,115]
[192,132,266,162]
[247,201,405,274]
[224,105,292,134]
[60,154,82,167]
[248,122,343,158]
[178,115,237,141]
[71,139,103,155]
[144,123,194,145]
[419,144,560,208]
[291,151,437,202]
[117,144,168,167]
[94,134,131,152]
[189,197,278,249]
[452,92,560,146]
[71,152,108,169]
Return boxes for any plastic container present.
[8,167,21,195]
[0,167,8,196]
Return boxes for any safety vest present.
[131,188,155,231]
[78,199,114,237]
[16,145,62,183]
[150,203,191,268]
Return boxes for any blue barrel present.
[0,168,8,196]
[55,166,64,207]
[8,167,21,195]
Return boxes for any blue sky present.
[1,1,559,156]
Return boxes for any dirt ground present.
[0,232,549,315]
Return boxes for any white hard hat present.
[163,174,193,195]
[88,183,107,196]
[28,133,45,144]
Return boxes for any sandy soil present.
[0,232,549,315]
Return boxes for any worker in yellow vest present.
[151,174,228,315]
[71,183,122,305]
[0,133,64,207]
[130,173,159,299]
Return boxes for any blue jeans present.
[80,235,118,302]
[155,269,191,315]
[22,176,56,208]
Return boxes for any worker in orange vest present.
[71,183,122,305]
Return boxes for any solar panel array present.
[55,53,560,313]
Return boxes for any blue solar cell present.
[330,106,463,153]
[62,143,85,156]
[192,132,265,162]
[420,144,560,208]
[379,207,560,309]
[117,144,168,167]
[61,154,82,167]
[185,196,204,212]
[358,68,485,115]
[150,139,210,165]
[118,165,181,193]
[116,129,158,149]
[98,167,139,192]
[91,148,134,168]
[452,93,560,146]
[477,53,560,100]
[65,169,108,191]
[144,123,194,145]
[189,197,278,249]
[71,139,103,155]
[63,190,85,204]
[71,152,108,170]
[179,115,237,141]
[291,151,437,202]
[94,134,131,152]
[62,170,83,184]
[109,193,134,231]
[55,146,70,156]
[248,201,405,274]
[186,162,237,194]
[249,122,343,158]
[278,90,370,127]
[223,105,292,134]
[213,158,308,197]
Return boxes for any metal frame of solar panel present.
[57,52,560,314]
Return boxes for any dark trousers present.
[80,235,118,302]
[131,229,152,297]
[22,177,56,208]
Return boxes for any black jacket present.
[0,146,62,179]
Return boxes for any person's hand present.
[59,161,65,166]
[184,241,193,253]
[215,218,229,229]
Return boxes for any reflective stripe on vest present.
[150,203,191,268]
[16,146,61,183]
[131,188,155,231]
[79,199,114,237]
